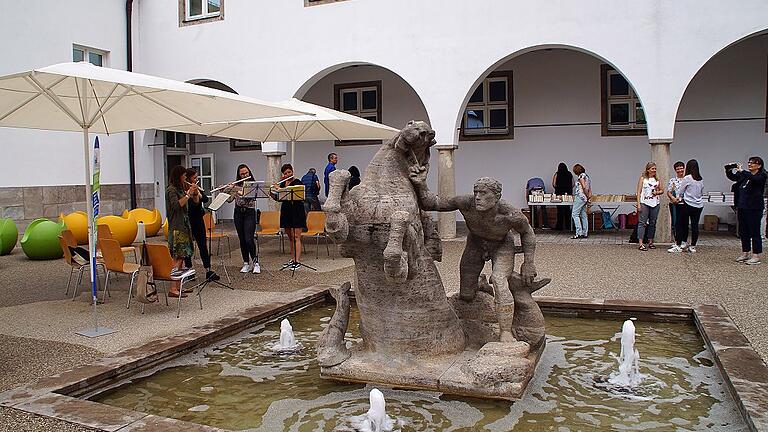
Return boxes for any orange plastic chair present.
[60,229,105,299]
[97,224,138,263]
[145,243,196,318]
[99,238,141,305]
[301,211,332,259]
[203,213,231,258]
[255,211,284,253]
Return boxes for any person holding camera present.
[726,157,767,265]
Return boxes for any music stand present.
[240,181,276,277]
[273,184,317,276]
[191,191,235,296]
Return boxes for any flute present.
[273,175,295,188]
[211,176,251,193]
[184,180,205,192]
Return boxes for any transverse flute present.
[211,176,252,193]
[184,180,205,192]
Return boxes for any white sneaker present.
[735,255,750,263]
[252,261,261,274]
[687,246,697,253]
[680,242,688,251]
[667,245,682,253]
[746,257,762,265]
[240,262,250,273]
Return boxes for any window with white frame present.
[339,86,379,122]
[460,71,513,140]
[333,81,382,145]
[183,0,222,22]
[73,45,106,67]
[601,65,646,136]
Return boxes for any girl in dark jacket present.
[727,156,767,265]
[184,168,219,281]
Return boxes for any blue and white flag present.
[91,137,101,300]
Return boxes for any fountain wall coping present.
[0,286,765,432]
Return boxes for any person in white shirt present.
[635,162,664,251]
[666,161,686,236]
[668,159,705,253]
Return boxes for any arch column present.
[650,139,672,243]
[435,143,458,239]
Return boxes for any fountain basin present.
[0,285,766,431]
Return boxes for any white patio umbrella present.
[170,98,400,167]
[0,62,310,337]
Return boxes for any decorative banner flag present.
[91,136,101,300]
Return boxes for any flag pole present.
[76,78,115,338]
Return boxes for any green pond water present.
[92,303,747,431]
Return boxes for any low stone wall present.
[0,184,155,230]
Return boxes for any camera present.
[724,162,738,170]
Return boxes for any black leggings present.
[234,207,258,263]
[738,208,763,254]
[675,203,703,246]
[184,221,210,269]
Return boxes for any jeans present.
[675,203,703,246]
[637,203,659,242]
[571,196,588,236]
[184,220,211,270]
[233,207,258,263]
[738,208,763,254]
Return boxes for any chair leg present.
[72,267,85,300]
[325,234,330,258]
[226,237,232,258]
[101,270,111,303]
[176,280,184,318]
[66,267,74,295]
[316,235,320,259]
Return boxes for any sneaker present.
[735,255,750,263]
[680,242,688,251]
[252,261,261,274]
[290,262,301,271]
[240,262,250,273]
[687,246,697,253]
[667,245,683,253]
[746,257,762,265]
[283,260,295,267]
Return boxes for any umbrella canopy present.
[0,62,309,133]
[169,98,400,165]
[0,62,310,336]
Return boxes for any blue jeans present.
[572,196,588,236]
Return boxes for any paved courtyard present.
[0,228,764,431]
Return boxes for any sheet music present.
[208,192,231,211]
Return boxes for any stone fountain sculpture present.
[317,121,548,399]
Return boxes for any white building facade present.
[1,0,766,237]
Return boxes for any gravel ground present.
[0,235,766,431]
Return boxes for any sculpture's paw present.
[330,281,352,302]
[383,250,408,283]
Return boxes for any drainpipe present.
[126,0,137,209]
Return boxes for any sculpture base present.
[320,340,544,400]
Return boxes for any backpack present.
[601,211,615,229]
[134,266,158,304]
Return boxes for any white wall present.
[135,0,768,142]
[0,0,154,187]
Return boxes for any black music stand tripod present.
[275,186,317,276]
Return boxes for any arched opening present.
[452,46,648,228]
[672,30,768,226]
[152,79,265,220]
[291,62,430,186]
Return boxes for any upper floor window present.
[601,65,646,136]
[460,70,513,141]
[73,45,106,67]
[180,0,223,26]
[333,81,382,146]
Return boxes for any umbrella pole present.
[76,83,115,338]
[291,140,296,168]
